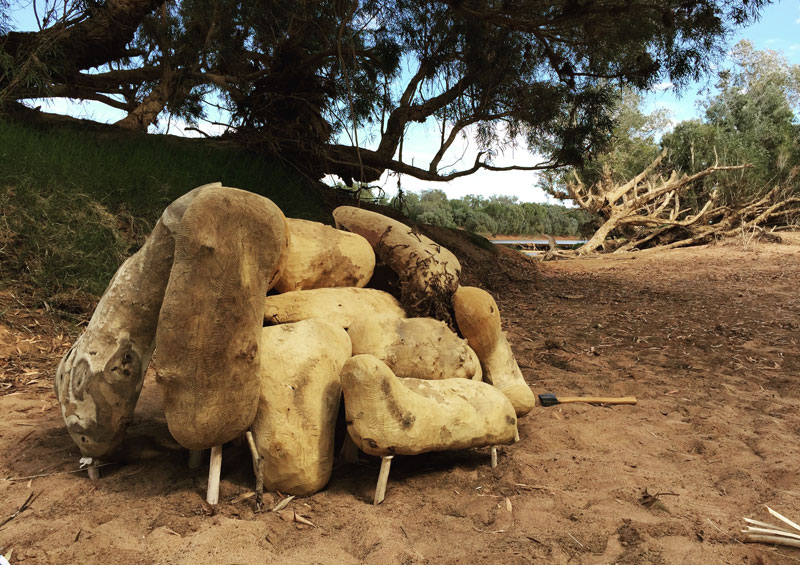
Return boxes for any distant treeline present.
[390,189,592,236]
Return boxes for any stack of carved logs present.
[54,184,535,503]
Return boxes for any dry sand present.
[2,235,799,564]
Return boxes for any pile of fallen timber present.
[54,183,536,505]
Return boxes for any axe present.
[538,393,637,407]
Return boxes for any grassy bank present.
[0,118,328,304]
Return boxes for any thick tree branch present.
[1,0,165,90]
[325,143,557,183]
[376,71,474,161]
[16,83,135,112]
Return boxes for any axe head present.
[538,393,558,407]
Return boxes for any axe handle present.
[556,396,637,405]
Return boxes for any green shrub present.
[0,118,327,299]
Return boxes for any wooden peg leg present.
[373,455,393,506]
[245,431,264,506]
[341,434,359,464]
[189,449,203,469]
[87,462,101,480]
[490,446,498,469]
[206,445,223,505]
[245,431,260,477]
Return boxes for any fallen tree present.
[554,150,800,256]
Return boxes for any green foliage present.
[0,118,326,298]
[1,0,767,182]
[663,41,800,205]
[538,87,669,197]
[398,189,590,236]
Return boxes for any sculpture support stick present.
[207,445,223,505]
[87,462,101,480]
[373,455,393,506]
[245,430,264,503]
[491,446,498,469]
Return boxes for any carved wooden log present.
[252,319,352,496]
[332,206,460,320]
[156,187,286,449]
[348,317,482,381]
[453,286,536,416]
[54,182,220,458]
[264,287,405,329]
[274,218,375,292]
[341,354,517,457]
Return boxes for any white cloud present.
[653,81,674,91]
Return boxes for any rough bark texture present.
[560,151,773,255]
[453,286,536,416]
[274,218,375,293]
[264,287,405,330]
[332,206,461,324]
[54,182,219,458]
[341,354,517,457]
[1,0,165,93]
[155,186,286,450]
[114,65,196,131]
[347,317,481,381]
[252,320,352,496]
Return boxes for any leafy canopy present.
[664,40,800,205]
[0,0,767,184]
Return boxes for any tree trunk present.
[1,0,164,94]
[578,215,619,255]
[115,67,194,131]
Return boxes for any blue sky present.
[643,1,800,124]
[9,1,800,203]
[394,1,800,203]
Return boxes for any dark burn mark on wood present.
[381,377,416,429]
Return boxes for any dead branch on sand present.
[550,150,799,257]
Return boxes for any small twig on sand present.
[568,533,584,548]
[0,492,39,528]
[3,463,117,482]
[741,507,800,549]
[767,506,800,533]
[293,510,316,528]
[271,495,295,513]
[706,518,743,544]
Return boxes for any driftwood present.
[274,218,375,292]
[54,182,219,458]
[347,316,482,381]
[557,150,799,255]
[264,287,406,329]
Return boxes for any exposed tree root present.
[559,151,799,255]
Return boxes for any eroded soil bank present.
[2,236,799,564]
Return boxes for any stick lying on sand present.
[742,507,800,548]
